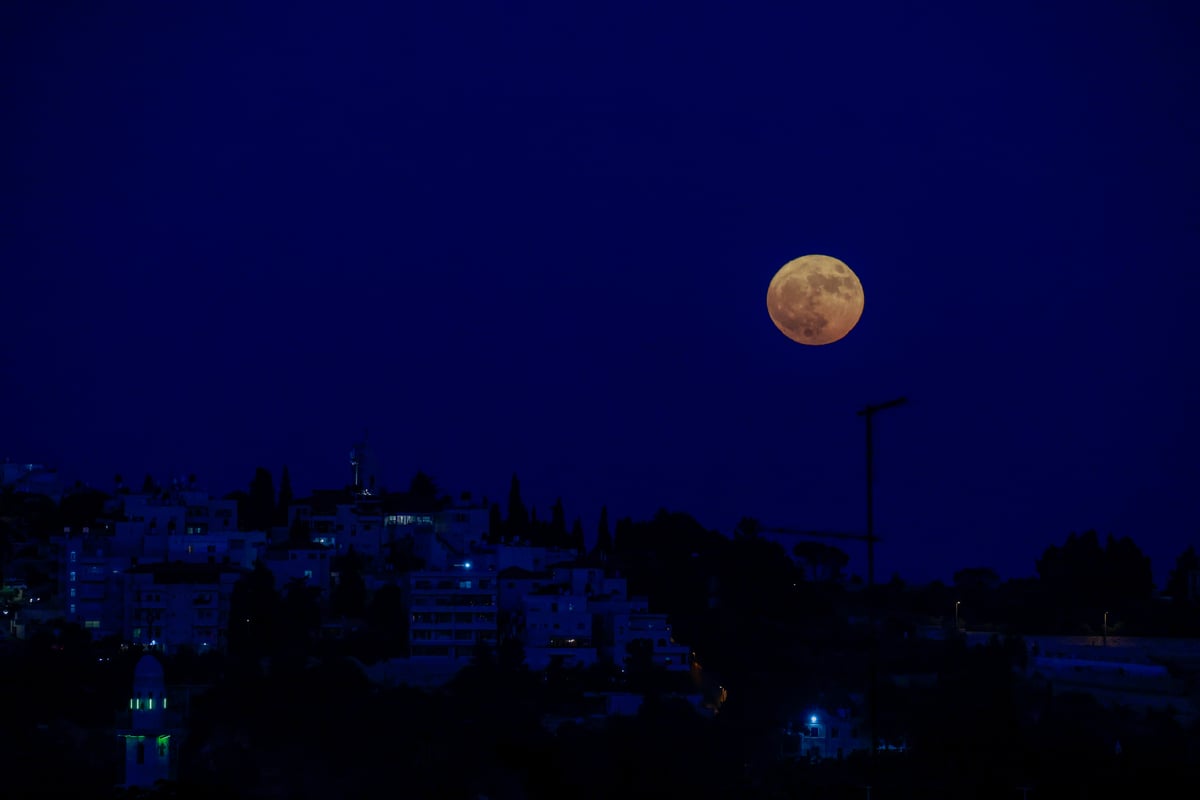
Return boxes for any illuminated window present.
[459,580,473,589]
[69,551,76,562]
[69,603,76,614]
[304,570,313,579]
[84,620,99,628]
[69,588,76,597]
[69,571,76,582]
[148,698,154,710]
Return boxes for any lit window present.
[69,571,76,582]
[69,551,77,562]
[304,570,313,579]
[69,603,76,614]
[148,698,154,710]
[70,588,76,597]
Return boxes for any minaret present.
[119,654,174,788]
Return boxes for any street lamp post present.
[955,601,961,632]
[1103,611,1108,645]
[857,395,908,759]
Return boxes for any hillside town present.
[2,452,1200,798]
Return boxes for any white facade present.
[591,597,692,671]
[59,529,128,639]
[114,491,242,562]
[405,567,498,659]
[123,563,242,654]
[520,589,596,670]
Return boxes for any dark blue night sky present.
[4,2,1198,585]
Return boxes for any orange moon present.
[766,254,864,346]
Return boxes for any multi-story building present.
[404,566,497,659]
[264,542,333,597]
[497,567,555,615]
[590,594,692,671]
[519,586,596,670]
[123,562,243,654]
[291,490,389,562]
[59,526,127,639]
[113,490,242,562]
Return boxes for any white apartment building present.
[60,528,127,639]
[123,563,242,654]
[404,567,498,659]
[519,587,597,670]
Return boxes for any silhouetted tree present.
[1037,530,1154,628]
[551,497,568,546]
[1103,533,1155,602]
[487,502,503,543]
[506,473,529,541]
[406,470,444,512]
[594,504,612,558]
[281,576,321,653]
[224,490,250,531]
[141,474,158,494]
[1167,545,1199,603]
[228,561,281,659]
[331,548,367,617]
[288,514,311,546]
[275,465,293,527]
[613,515,634,555]
[733,516,762,540]
[246,467,275,532]
[366,583,407,655]
[58,487,110,528]
[386,535,425,573]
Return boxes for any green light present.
[129,698,134,709]
[163,696,168,709]
[148,698,154,710]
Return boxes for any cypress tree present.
[506,473,529,541]
[595,505,612,558]
[276,465,294,527]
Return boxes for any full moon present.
[766,254,864,346]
